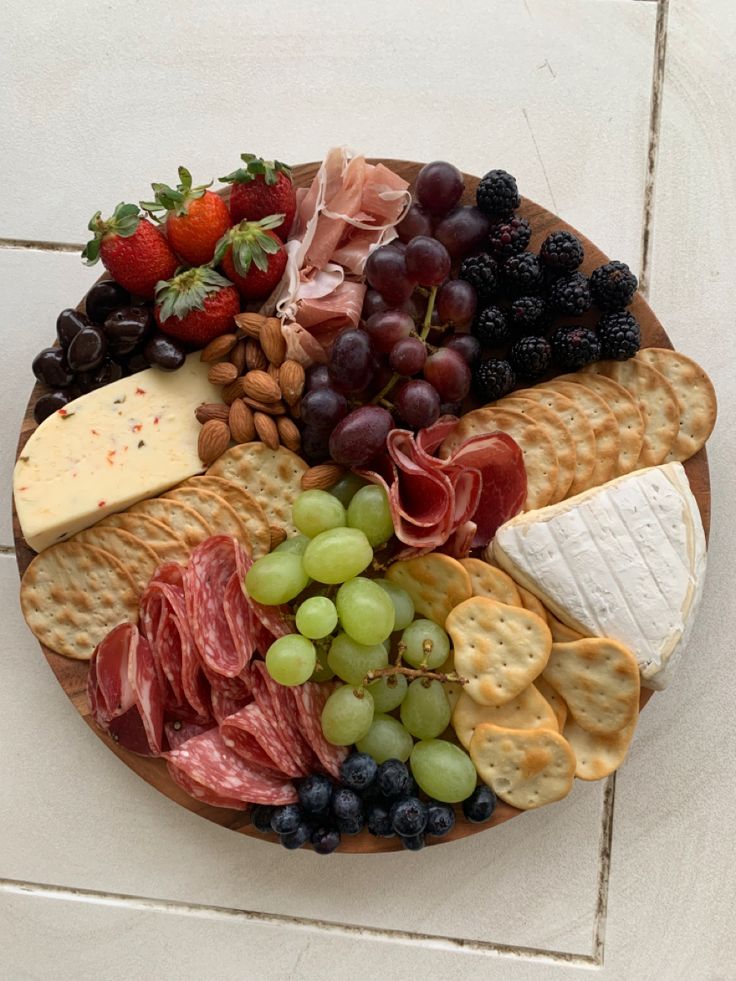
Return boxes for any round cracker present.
[386,554,472,627]
[583,359,679,467]
[73,526,160,594]
[20,542,139,660]
[635,348,717,462]
[453,685,559,749]
[513,387,596,494]
[535,676,568,732]
[441,407,558,511]
[208,443,308,537]
[554,372,644,476]
[460,558,521,606]
[533,379,620,492]
[547,613,585,644]
[161,486,249,545]
[564,713,637,781]
[498,396,576,501]
[183,475,271,557]
[516,585,548,624]
[99,512,189,566]
[128,498,212,548]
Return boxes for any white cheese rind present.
[493,463,706,689]
[14,354,220,552]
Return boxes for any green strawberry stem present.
[81,202,141,265]
[155,265,233,322]
[140,166,211,219]
[213,214,285,276]
[220,154,292,186]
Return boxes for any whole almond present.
[234,311,267,338]
[260,317,286,367]
[269,525,287,550]
[243,369,281,403]
[245,338,268,371]
[229,339,247,374]
[279,360,306,406]
[195,402,230,424]
[276,416,301,452]
[222,377,246,405]
[228,399,256,443]
[243,396,287,415]
[254,412,279,450]
[200,333,237,363]
[267,363,281,384]
[208,362,239,386]
[289,397,301,419]
[198,419,231,465]
[301,463,345,490]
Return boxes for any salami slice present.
[165,720,214,751]
[220,702,298,776]
[165,728,298,805]
[223,572,257,667]
[206,668,251,724]
[251,661,315,776]
[184,536,246,678]
[292,682,348,779]
[234,544,294,640]
[167,759,248,810]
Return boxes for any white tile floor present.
[2,1,735,978]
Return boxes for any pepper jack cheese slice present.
[493,463,706,690]
[14,354,220,552]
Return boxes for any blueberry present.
[251,804,274,834]
[332,787,364,823]
[280,822,311,850]
[376,759,412,800]
[340,752,378,792]
[270,803,303,835]
[311,825,341,855]
[298,774,333,814]
[336,815,364,835]
[401,833,426,851]
[462,786,497,823]
[426,802,456,838]
[390,797,428,837]
[366,802,395,838]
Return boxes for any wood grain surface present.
[11,160,711,854]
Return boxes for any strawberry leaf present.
[155,265,233,322]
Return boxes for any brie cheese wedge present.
[493,463,706,689]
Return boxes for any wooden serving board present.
[12,160,711,853]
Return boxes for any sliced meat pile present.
[87,535,346,810]
[269,147,410,364]
[358,417,527,555]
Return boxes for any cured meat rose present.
[165,728,298,805]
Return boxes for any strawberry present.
[154,266,240,345]
[82,202,178,299]
[220,154,296,240]
[214,215,288,301]
[140,167,231,266]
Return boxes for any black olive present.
[77,358,124,393]
[84,280,131,324]
[125,352,151,374]
[34,390,73,424]
[67,326,107,372]
[143,332,186,371]
[56,309,91,349]
[102,306,153,357]
[32,347,74,388]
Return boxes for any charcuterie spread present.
[13,150,717,853]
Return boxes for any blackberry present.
[552,325,601,371]
[540,230,584,272]
[473,359,516,401]
[487,215,531,259]
[508,335,552,379]
[476,169,520,217]
[589,261,638,310]
[473,305,511,346]
[459,253,500,300]
[503,251,543,296]
[548,271,592,316]
[508,295,549,334]
[597,310,641,360]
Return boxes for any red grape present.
[436,279,477,327]
[329,406,394,467]
[390,337,427,376]
[405,236,451,287]
[302,426,331,464]
[363,290,419,320]
[434,206,491,259]
[328,329,375,393]
[395,380,441,429]
[415,161,465,215]
[389,240,407,255]
[397,204,433,242]
[364,310,414,354]
[306,363,331,391]
[301,387,349,429]
[365,246,415,306]
[423,348,471,401]
[444,333,481,365]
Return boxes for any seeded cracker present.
[72,525,160,594]
[453,685,559,749]
[128,498,212,548]
[460,558,521,606]
[499,396,576,502]
[183,475,271,557]
[99,511,189,565]
[161,485,250,543]
[386,554,472,626]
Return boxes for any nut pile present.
[196,313,305,464]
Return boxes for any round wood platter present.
[13,160,711,853]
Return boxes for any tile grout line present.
[639,0,670,297]
[0,877,599,966]
[0,238,84,253]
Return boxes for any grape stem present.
[370,284,439,406]
[363,665,468,686]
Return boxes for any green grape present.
[437,652,462,710]
[346,485,395,547]
[367,672,408,713]
[274,534,310,556]
[265,635,316,686]
[310,657,335,682]
[335,577,395,646]
[400,619,450,669]
[400,679,451,739]
[295,596,338,639]
[329,472,367,507]
[327,632,388,686]
[321,685,374,746]
[292,489,347,538]
[410,739,478,803]
[244,553,309,605]
[303,528,373,584]
[356,714,414,764]
[374,580,415,631]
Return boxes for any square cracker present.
[452,685,559,749]
[386,554,472,626]
[461,558,521,606]
[446,597,552,706]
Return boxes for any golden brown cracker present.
[499,396,576,501]
[100,511,189,566]
[461,558,521,606]
[386,554,472,626]
[453,685,559,749]
[564,713,637,781]
[128,498,212,548]
[184,475,271,556]
[73,526,160,594]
